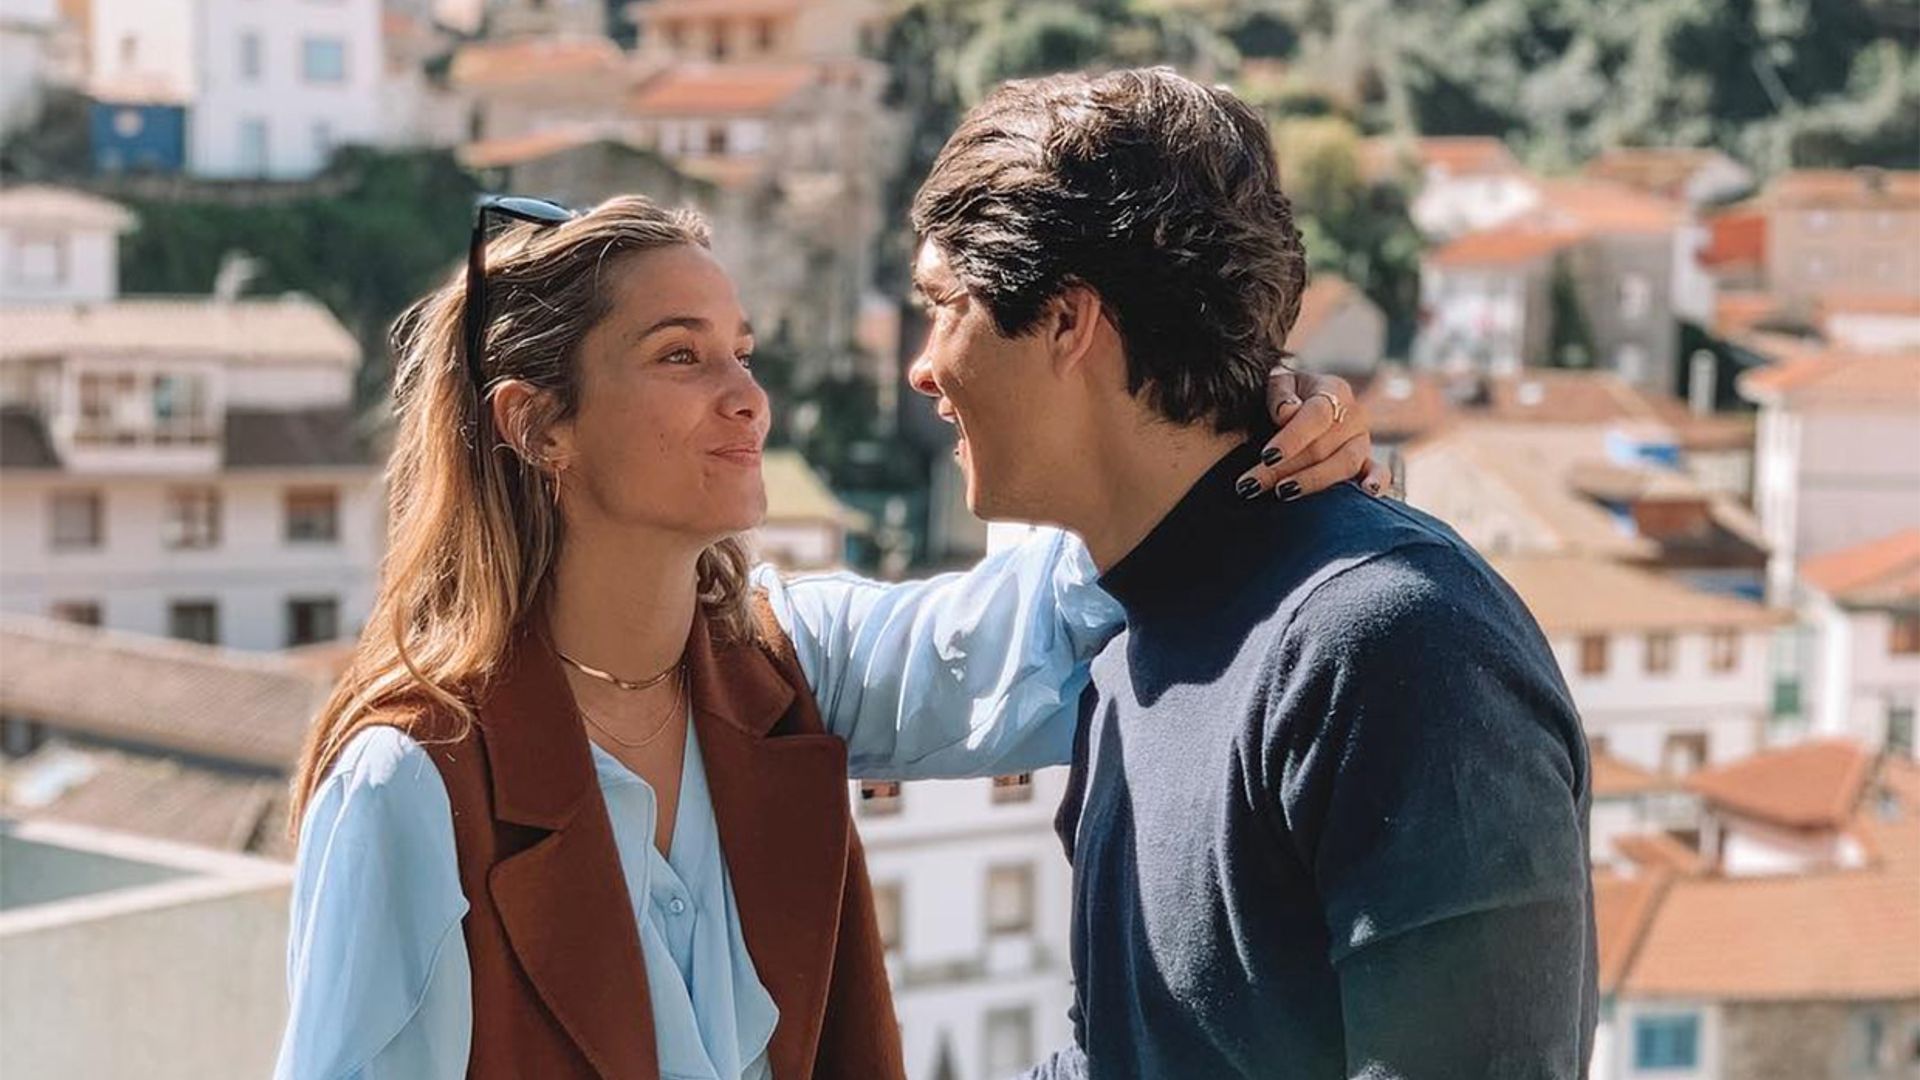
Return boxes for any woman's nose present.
[721,361,768,421]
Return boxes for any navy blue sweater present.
[1027,446,1597,1079]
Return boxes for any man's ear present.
[1047,282,1105,377]
[490,379,571,472]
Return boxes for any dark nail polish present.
[1261,447,1282,466]
[1277,481,1302,502]
[1236,476,1261,499]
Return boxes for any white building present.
[0,185,133,305]
[1797,530,1920,757]
[755,449,868,571]
[0,188,382,652]
[1488,554,1782,776]
[0,0,62,137]
[1368,135,1541,241]
[1740,350,1920,603]
[0,818,292,1079]
[1284,274,1387,376]
[89,0,383,178]
[853,769,1075,1080]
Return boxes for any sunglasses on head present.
[462,194,579,397]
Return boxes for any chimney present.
[1689,349,1716,416]
[212,251,259,303]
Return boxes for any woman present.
[274,195,1379,1079]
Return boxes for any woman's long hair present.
[287,196,755,833]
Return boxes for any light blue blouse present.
[273,528,1121,1079]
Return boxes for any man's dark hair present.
[911,67,1308,435]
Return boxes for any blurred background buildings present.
[1,0,1917,1077]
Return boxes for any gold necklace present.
[577,665,687,749]
[557,648,680,691]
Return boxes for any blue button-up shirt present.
[274,529,1120,1079]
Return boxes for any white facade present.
[854,769,1075,1080]
[1803,595,1920,757]
[1593,1000,1724,1080]
[0,0,59,136]
[1752,406,1920,603]
[0,188,134,305]
[1550,626,1773,775]
[0,819,292,1079]
[90,0,383,178]
[1415,261,1550,374]
[1412,171,1541,241]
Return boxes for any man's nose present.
[907,349,938,398]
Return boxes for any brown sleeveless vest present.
[416,600,904,1079]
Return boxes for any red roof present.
[451,35,626,89]
[1739,349,1920,408]
[1801,529,1920,604]
[1415,136,1518,176]
[1593,750,1665,798]
[1700,208,1766,268]
[1427,225,1583,268]
[1286,275,1365,351]
[1534,178,1685,234]
[1685,740,1877,831]
[629,64,817,116]
[1762,168,1920,211]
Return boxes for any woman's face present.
[553,244,769,543]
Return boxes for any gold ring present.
[1309,389,1347,426]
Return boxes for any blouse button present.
[668,897,687,916]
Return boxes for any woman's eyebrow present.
[627,316,754,345]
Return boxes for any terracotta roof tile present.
[2,747,291,858]
[1583,148,1738,200]
[1685,740,1877,831]
[1738,349,1920,408]
[450,35,626,89]
[1593,869,1672,992]
[1488,553,1784,634]
[0,616,328,769]
[1427,225,1583,268]
[1593,750,1665,798]
[638,0,803,17]
[1534,178,1685,234]
[628,63,818,115]
[1801,529,1920,604]
[458,126,601,169]
[1699,209,1766,269]
[1413,136,1518,176]
[1613,831,1707,875]
[1762,168,1920,211]
[0,296,360,365]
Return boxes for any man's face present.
[906,240,1066,522]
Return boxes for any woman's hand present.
[1235,369,1388,501]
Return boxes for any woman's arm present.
[274,726,473,1080]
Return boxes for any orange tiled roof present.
[1427,224,1583,268]
[1801,529,1920,604]
[1818,290,1920,318]
[1489,553,1783,635]
[1593,750,1665,798]
[1601,754,1920,1002]
[638,0,803,19]
[1415,136,1518,176]
[1534,178,1685,234]
[1614,831,1707,875]
[458,126,603,169]
[1685,740,1877,831]
[1739,349,1920,408]
[1593,869,1672,992]
[1699,208,1766,268]
[1583,147,1737,200]
[629,63,817,115]
[451,35,626,89]
[1762,168,1920,211]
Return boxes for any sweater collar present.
[1097,440,1278,617]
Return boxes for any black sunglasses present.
[462,194,578,397]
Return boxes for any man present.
[907,68,1596,1078]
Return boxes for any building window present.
[982,1006,1035,1078]
[1644,632,1675,676]
[1709,629,1740,672]
[238,30,262,81]
[168,600,219,646]
[50,490,104,549]
[706,124,728,155]
[285,487,340,543]
[754,17,775,52]
[1853,1010,1888,1070]
[11,234,66,287]
[1632,1012,1700,1070]
[48,600,102,626]
[287,596,340,647]
[164,487,221,550]
[985,864,1034,935]
[1662,732,1709,775]
[1579,635,1609,677]
[302,37,346,83]
[112,107,144,138]
[1891,613,1920,656]
[239,117,270,174]
[992,773,1034,804]
[1617,274,1650,321]
[1,717,47,758]
[709,19,728,60]
[1888,702,1915,757]
[118,34,137,67]
[872,881,901,952]
[152,373,211,441]
[858,780,901,815]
